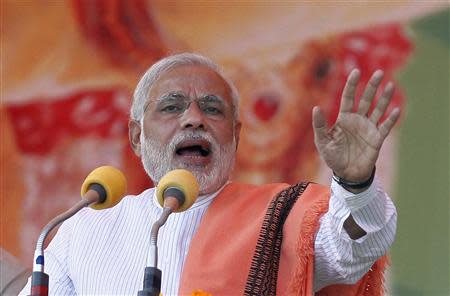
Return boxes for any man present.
[20,53,398,295]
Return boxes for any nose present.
[179,101,206,130]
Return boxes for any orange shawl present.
[179,182,387,295]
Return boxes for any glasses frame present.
[142,92,232,120]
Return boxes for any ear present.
[234,120,242,151]
[128,120,142,157]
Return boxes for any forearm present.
[313,178,397,291]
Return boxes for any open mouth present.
[175,140,211,158]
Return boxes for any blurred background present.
[1,1,448,295]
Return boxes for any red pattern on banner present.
[331,23,413,122]
[7,89,129,155]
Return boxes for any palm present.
[313,70,400,182]
[319,113,382,180]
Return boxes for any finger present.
[379,107,400,140]
[357,70,384,115]
[370,82,395,125]
[312,106,329,144]
[339,69,360,113]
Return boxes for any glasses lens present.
[151,92,187,114]
[198,95,226,117]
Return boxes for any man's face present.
[134,64,241,195]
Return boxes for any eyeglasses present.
[143,92,231,120]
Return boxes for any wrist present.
[332,167,376,193]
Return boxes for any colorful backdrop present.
[1,1,448,295]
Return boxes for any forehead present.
[149,64,232,101]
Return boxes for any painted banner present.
[1,1,448,294]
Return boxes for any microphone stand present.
[137,179,195,296]
[138,207,173,296]
[30,190,100,296]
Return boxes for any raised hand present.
[312,69,400,183]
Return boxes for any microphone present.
[155,168,199,212]
[138,169,199,296]
[30,166,127,296]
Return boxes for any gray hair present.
[130,53,240,121]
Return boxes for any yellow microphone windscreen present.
[80,166,127,210]
[156,169,199,212]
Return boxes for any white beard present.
[140,129,236,195]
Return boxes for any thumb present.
[312,106,329,144]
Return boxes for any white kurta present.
[20,179,396,295]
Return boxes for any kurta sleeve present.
[313,178,397,291]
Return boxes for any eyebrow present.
[201,94,222,100]
[158,92,226,103]
[159,91,186,101]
